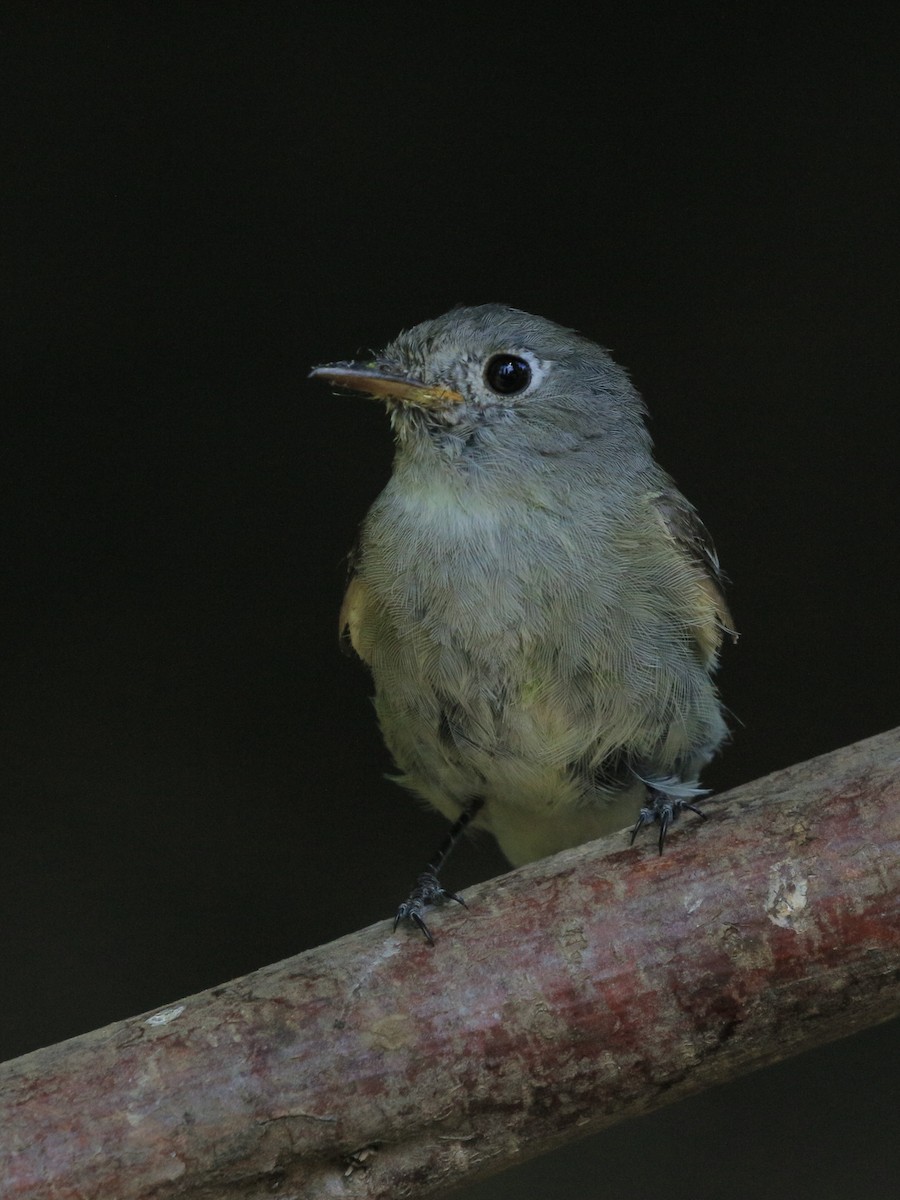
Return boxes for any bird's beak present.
[309,361,465,411]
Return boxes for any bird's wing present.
[338,543,372,662]
[654,488,738,663]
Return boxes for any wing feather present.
[654,489,738,662]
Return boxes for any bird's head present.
[310,304,651,472]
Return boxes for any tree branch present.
[3,728,899,1199]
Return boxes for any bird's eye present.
[484,354,532,395]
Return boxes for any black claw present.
[658,809,671,854]
[394,901,435,944]
[630,790,707,854]
[394,870,466,945]
[409,911,435,946]
[392,799,483,945]
[629,810,650,845]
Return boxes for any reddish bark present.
[2,728,899,1199]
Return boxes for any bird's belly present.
[380,689,647,866]
[359,537,726,866]
[375,649,658,807]
[486,778,646,865]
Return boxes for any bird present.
[310,304,735,942]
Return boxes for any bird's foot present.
[630,789,707,855]
[394,871,467,945]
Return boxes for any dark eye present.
[484,354,532,395]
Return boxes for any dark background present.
[3,4,898,1197]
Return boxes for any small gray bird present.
[311,304,735,942]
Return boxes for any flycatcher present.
[311,304,735,942]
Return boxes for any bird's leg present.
[394,797,485,945]
[630,787,707,855]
